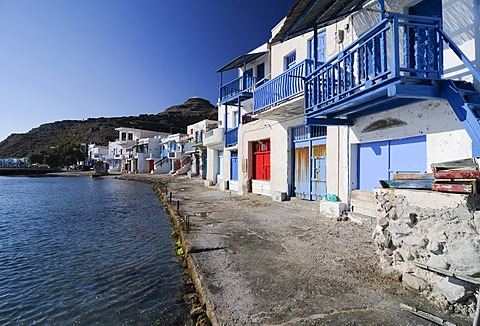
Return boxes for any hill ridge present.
[0,97,217,157]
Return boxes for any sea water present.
[0,176,189,325]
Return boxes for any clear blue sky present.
[0,0,293,142]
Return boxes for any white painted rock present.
[434,277,468,303]
[448,239,480,277]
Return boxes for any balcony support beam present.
[305,117,353,126]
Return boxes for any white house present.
[185,119,219,179]
[87,144,109,166]
[106,127,163,172]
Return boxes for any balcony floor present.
[219,92,253,106]
[253,95,304,121]
[306,77,442,123]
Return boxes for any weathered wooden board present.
[434,169,480,179]
[431,182,476,194]
[431,158,479,172]
[393,173,434,180]
[380,179,433,189]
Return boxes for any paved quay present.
[118,174,470,326]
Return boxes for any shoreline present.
[116,173,212,325]
[153,185,212,326]
[95,173,471,325]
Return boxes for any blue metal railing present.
[254,59,313,113]
[225,127,238,147]
[220,75,258,101]
[292,125,327,142]
[305,14,442,115]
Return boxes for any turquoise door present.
[230,151,238,181]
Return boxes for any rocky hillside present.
[0,97,217,157]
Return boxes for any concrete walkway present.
[121,174,470,325]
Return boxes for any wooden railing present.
[254,59,313,113]
[305,14,442,115]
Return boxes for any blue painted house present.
[209,0,480,211]
[264,0,480,215]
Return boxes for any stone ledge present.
[320,201,347,218]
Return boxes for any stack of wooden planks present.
[380,173,434,190]
[431,158,480,194]
[379,158,480,194]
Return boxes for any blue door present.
[294,146,310,200]
[230,151,238,181]
[311,144,327,201]
[358,136,427,191]
[294,144,326,201]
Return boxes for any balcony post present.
[220,71,223,100]
[377,0,385,21]
[243,55,247,90]
[238,97,242,126]
[224,104,228,142]
[313,24,318,106]
[391,15,400,77]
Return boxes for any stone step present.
[348,212,377,226]
[350,198,379,218]
[351,189,375,203]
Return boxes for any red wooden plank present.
[431,183,474,194]
[434,170,480,179]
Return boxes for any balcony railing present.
[203,128,225,146]
[184,142,195,153]
[253,59,313,113]
[220,75,258,102]
[225,127,238,147]
[305,14,442,117]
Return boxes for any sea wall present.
[372,188,480,318]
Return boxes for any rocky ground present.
[118,174,471,325]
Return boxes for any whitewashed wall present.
[327,100,471,202]
[236,116,303,197]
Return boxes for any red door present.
[253,139,270,180]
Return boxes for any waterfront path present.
[120,174,470,326]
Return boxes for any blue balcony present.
[225,127,238,147]
[219,75,258,106]
[305,14,444,124]
[254,59,313,114]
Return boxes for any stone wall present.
[372,188,480,318]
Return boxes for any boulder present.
[448,239,480,277]
[434,277,469,303]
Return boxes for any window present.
[232,111,239,128]
[121,132,126,141]
[308,31,326,64]
[256,63,265,81]
[284,51,296,70]
[128,133,133,141]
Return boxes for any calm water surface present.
[0,176,189,325]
